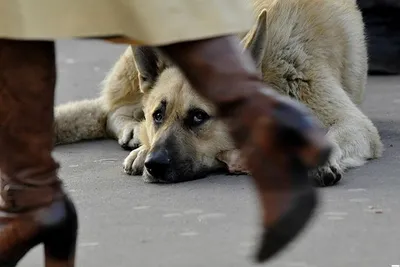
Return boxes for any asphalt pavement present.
[19,40,400,267]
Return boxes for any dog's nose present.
[144,150,170,179]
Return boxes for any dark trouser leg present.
[0,39,78,267]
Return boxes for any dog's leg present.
[106,104,143,150]
[300,70,383,186]
[219,76,383,186]
[123,145,149,176]
[216,149,250,175]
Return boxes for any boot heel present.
[43,196,78,267]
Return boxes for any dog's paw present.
[309,163,343,187]
[123,146,148,176]
[118,122,141,151]
[216,150,250,175]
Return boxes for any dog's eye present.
[188,110,210,127]
[153,110,164,124]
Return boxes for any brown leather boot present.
[157,36,331,262]
[0,39,78,266]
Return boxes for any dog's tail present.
[54,97,109,145]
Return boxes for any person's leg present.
[0,39,78,266]
[156,35,331,261]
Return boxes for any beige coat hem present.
[0,0,255,46]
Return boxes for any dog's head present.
[135,11,267,183]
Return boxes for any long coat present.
[0,0,254,45]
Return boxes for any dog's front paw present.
[118,122,141,151]
[123,146,148,176]
[216,150,250,175]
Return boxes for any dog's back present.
[246,0,367,104]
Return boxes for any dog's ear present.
[244,9,267,69]
[133,46,160,93]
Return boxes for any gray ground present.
[20,40,400,267]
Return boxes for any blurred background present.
[357,0,400,74]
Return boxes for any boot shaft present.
[0,39,62,211]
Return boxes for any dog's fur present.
[54,0,383,185]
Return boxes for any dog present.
[54,0,383,186]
